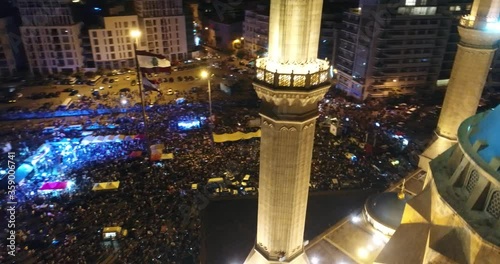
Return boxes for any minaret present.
[244,0,330,263]
[419,0,500,170]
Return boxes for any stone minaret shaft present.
[245,0,330,263]
[419,0,500,169]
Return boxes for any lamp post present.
[130,29,150,151]
[200,70,212,118]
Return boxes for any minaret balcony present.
[254,58,331,90]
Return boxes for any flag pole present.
[133,40,150,153]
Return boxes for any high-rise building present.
[244,0,331,263]
[486,50,500,91]
[438,1,473,81]
[134,0,189,62]
[207,17,243,51]
[419,0,500,169]
[0,16,27,77]
[243,5,269,57]
[88,16,140,70]
[334,0,473,100]
[17,0,84,75]
[242,2,352,61]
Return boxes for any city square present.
[1,0,499,264]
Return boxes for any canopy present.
[115,135,126,142]
[14,163,34,183]
[150,144,165,150]
[92,181,120,191]
[150,152,174,161]
[93,136,105,143]
[151,152,162,161]
[81,136,94,145]
[129,151,142,158]
[104,135,115,142]
[103,226,122,233]
[39,181,68,191]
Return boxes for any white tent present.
[81,136,95,145]
[115,135,126,142]
[150,144,165,151]
[93,136,105,143]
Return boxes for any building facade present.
[335,0,473,100]
[486,50,500,92]
[17,0,84,75]
[134,0,189,62]
[89,16,139,70]
[243,5,269,57]
[0,16,26,77]
[208,18,243,51]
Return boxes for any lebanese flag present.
[142,77,161,93]
[136,50,171,73]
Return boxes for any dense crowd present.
[0,87,434,263]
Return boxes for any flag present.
[136,50,171,73]
[142,77,161,93]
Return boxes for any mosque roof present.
[365,191,413,230]
[468,105,500,165]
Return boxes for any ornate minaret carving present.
[244,0,330,263]
[419,0,500,170]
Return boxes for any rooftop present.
[304,170,426,263]
[201,189,377,264]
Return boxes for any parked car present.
[109,79,115,83]
[169,77,174,82]
[69,90,79,96]
[167,89,174,95]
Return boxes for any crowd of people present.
[0,85,436,263]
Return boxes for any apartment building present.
[0,16,26,77]
[335,0,475,100]
[89,16,139,70]
[243,5,269,57]
[486,51,500,92]
[242,2,352,60]
[134,0,189,62]
[17,0,84,75]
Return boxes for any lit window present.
[406,0,416,6]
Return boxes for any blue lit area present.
[178,120,201,130]
[486,21,500,31]
[93,7,102,11]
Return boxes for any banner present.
[213,130,261,143]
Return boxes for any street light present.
[130,29,141,40]
[200,70,212,118]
